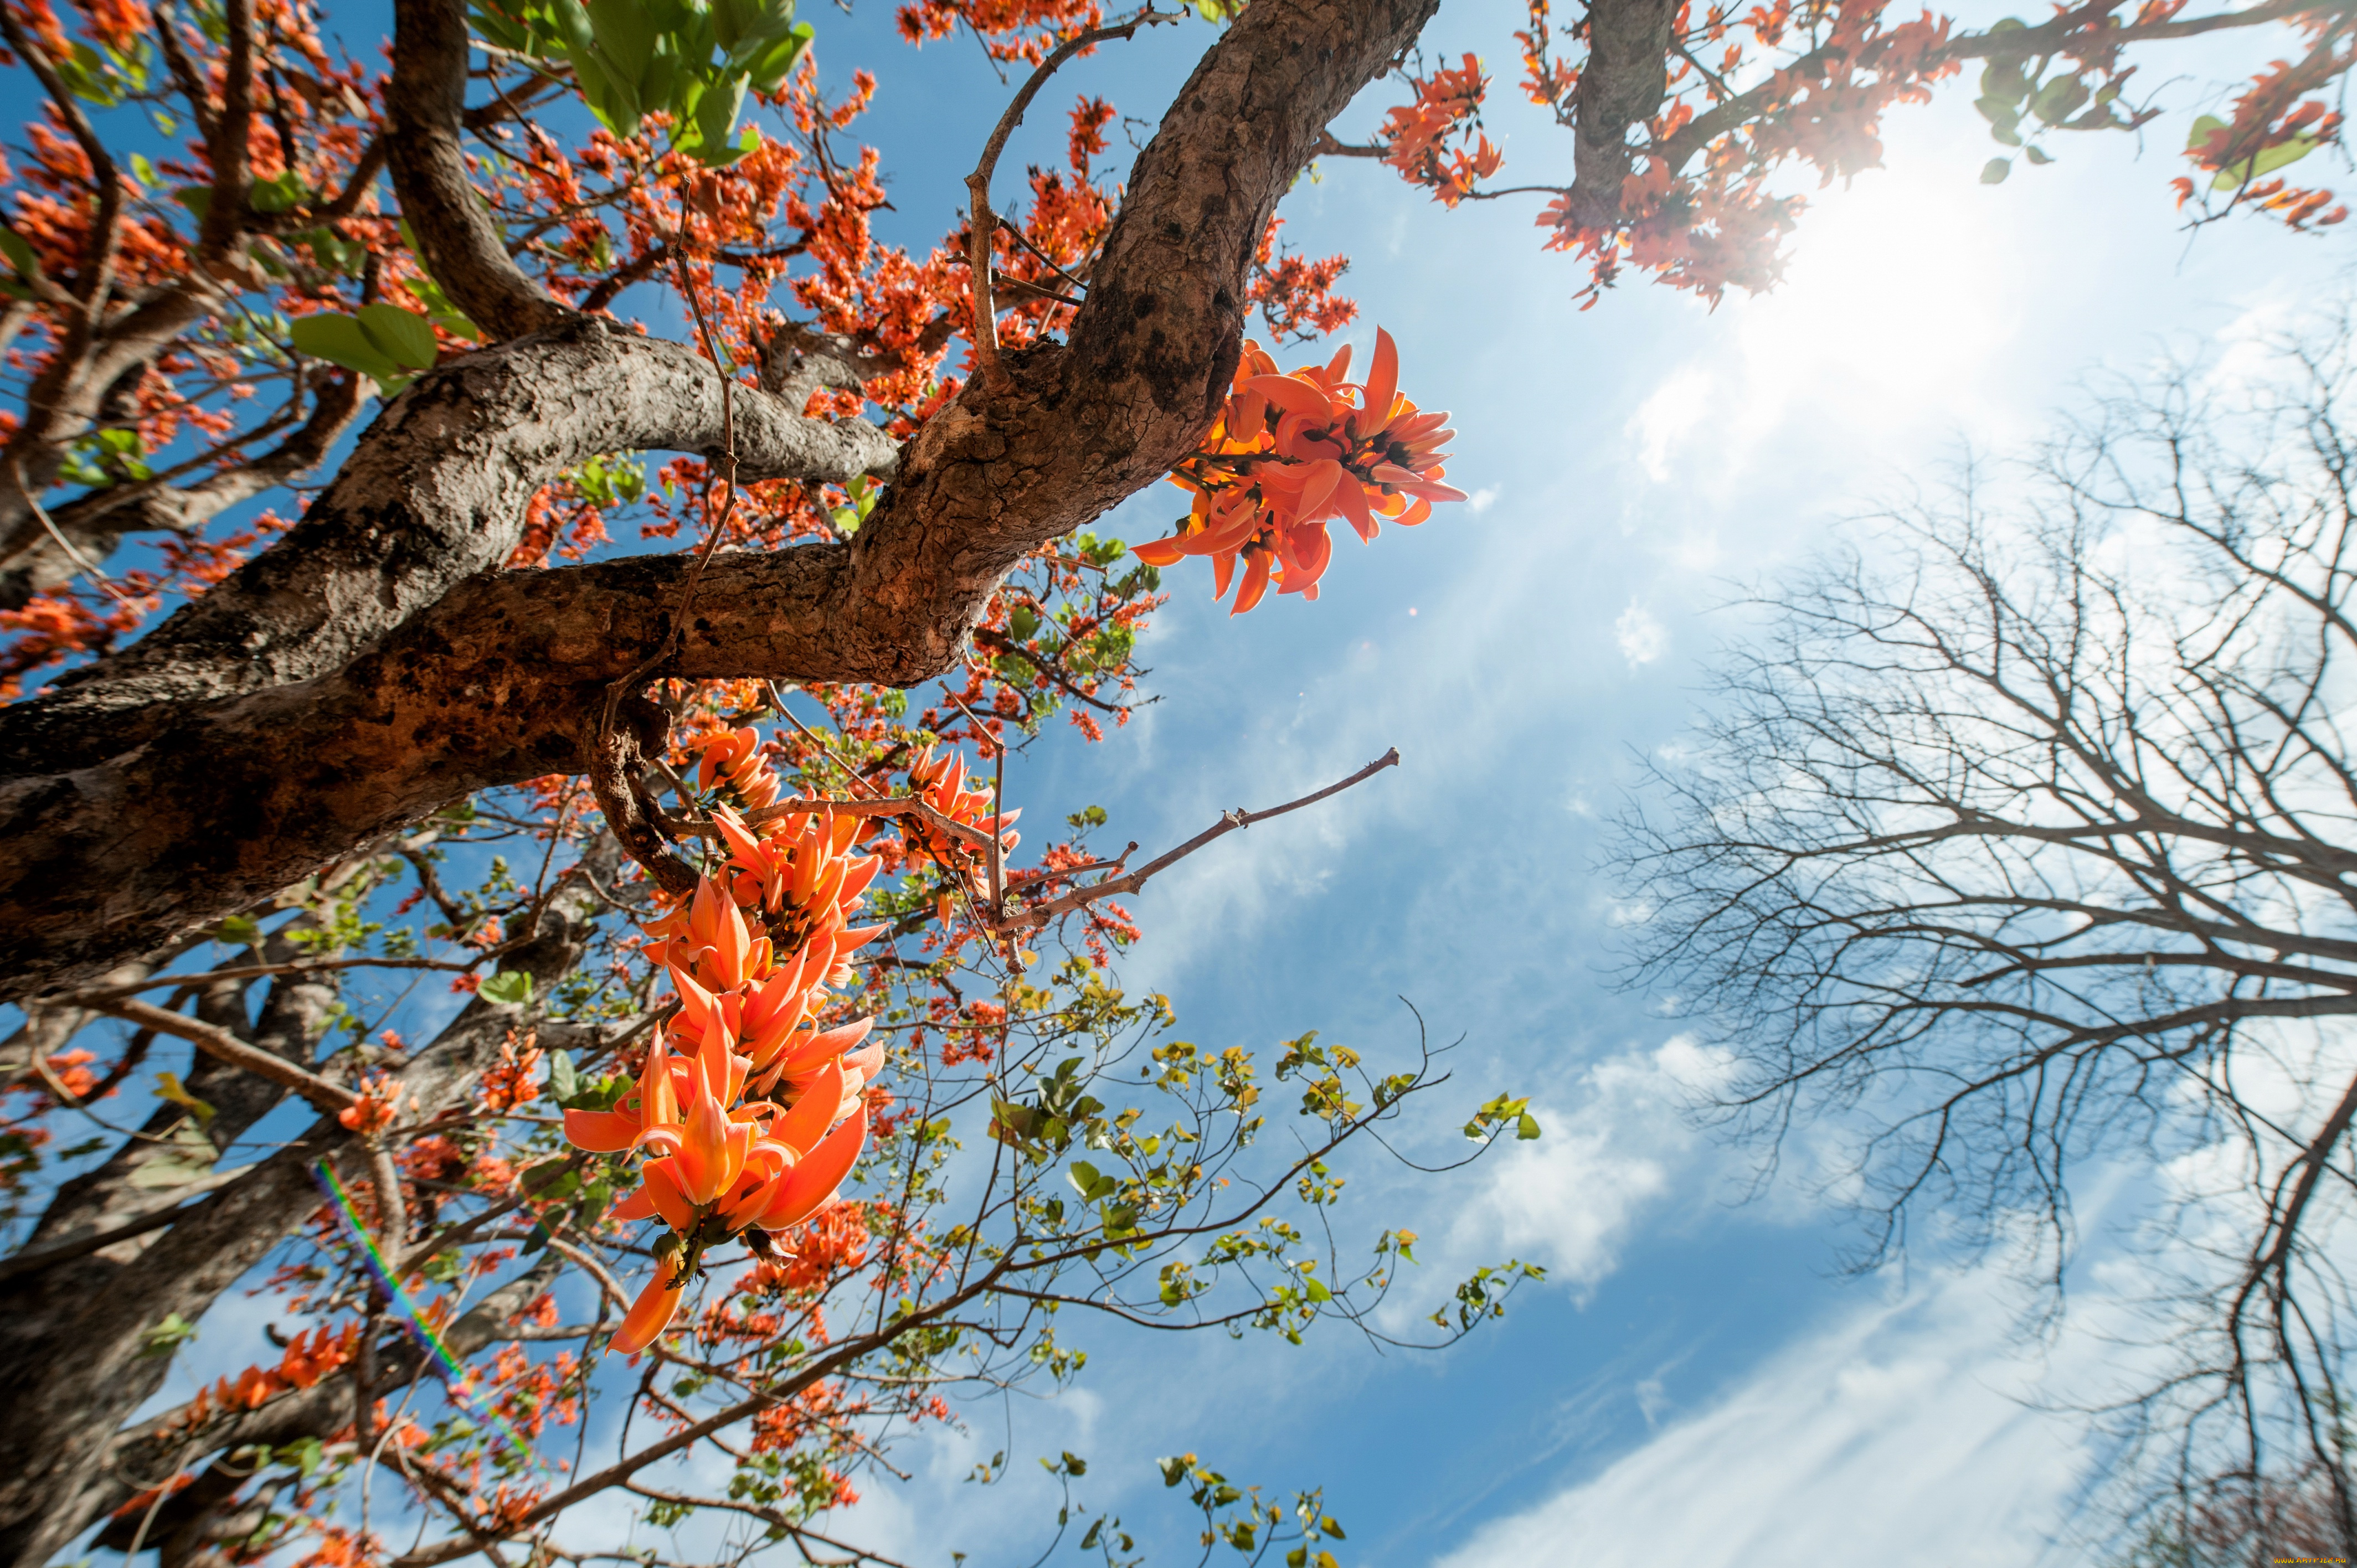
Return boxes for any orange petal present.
[1332,474,1377,543]
[1362,328,1398,427]
[753,1102,868,1232]
[1132,536,1187,567]
[636,1029,680,1132]
[611,1270,686,1356]
[609,1182,660,1221]
[842,1038,884,1082]
[563,1107,643,1154]
[677,1086,738,1205]
[773,1059,847,1156]
[640,1159,697,1231]
[1232,550,1273,615]
[772,1015,876,1080]
[1246,374,1337,425]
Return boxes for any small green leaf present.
[290,312,402,383]
[1517,1111,1543,1140]
[357,303,440,370]
[215,913,261,946]
[2211,133,2323,190]
[249,169,308,213]
[138,1312,200,1358]
[153,1071,218,1130]
[1980,157,2011,184]
[2024,145,2054,165]
[129,1124,219,1189]
[2028,74,2088,126]
[478,971,534,1005]
[548,1049,579,1102]
[0,227,39,281]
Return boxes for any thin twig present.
[9,458,136,603]
[964,9,1167,382]
[996,747,1402,930]
[92,997,359,1114]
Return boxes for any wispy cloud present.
[1614,602,1666,667]
[1431,1258,2112,1568]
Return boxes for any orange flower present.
[1135,328,1467,613]
[565,860,882,1355]
[611,1271,687,1356]
[687,725,785,810]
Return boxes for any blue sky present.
[755,4,2355,1564]
[29,2,2355,1563]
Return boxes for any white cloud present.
[1432,1260,2109,1568]
[1466,486,1501,514]
[1630,367,1714,483]
[1418,1036,1730,1303]
[1615,602,1666,667]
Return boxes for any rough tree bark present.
[0,0,1442,1557]
[0,0,1440,1003]
[0,837,620,1568]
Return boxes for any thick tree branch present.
[385,0,570,338]
[0,0,1440,999]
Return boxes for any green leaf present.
[249,169,308,213]
[548,0,642,135]
[2024,145,2054,166]
[2186,113,2228,154]
[0,227,40,281]
[2028,74,2088,126]
[138,1312,200,1359]
[747,23,811,94]
[1979,157,2011,185]
[1517,1110,1543,1140]
[548,1049,579,1102]
[1158,1455,1191,1488]
[129,1124,219,1189]
[585,0,658,84]
[692,73,749,163]
[478,970,534,1005]
[290,312,402,384]
[2212,133,2323,190]
[216,913,261,946]
[1061,1451,1088,1477]
[357,303,440,370]
[153,1071,218,1130]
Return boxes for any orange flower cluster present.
[900,742,1020,874]
[476,1030,543,1115]
[337,1072,399,1134]
[1135,328,1464,615]
[176,1323,363,1427]
[1380,55,1502,207]
[565,739,888,1354]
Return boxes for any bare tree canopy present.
[1610,311,2357,1557]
